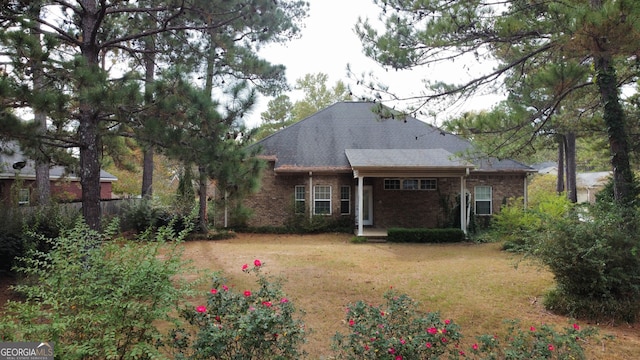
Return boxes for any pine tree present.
[357,0,640,205]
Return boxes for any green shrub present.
[0,204,79,275]
[494,195,573,253]
[1,219,200,358]
[169,260,306,359]
[121,198,163,232]
[350,236,368,244]
[534,204,640,322]
[386,228,466,243]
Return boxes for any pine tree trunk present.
[565,132,577,203]
[198,166,208,233]
[556,135,565,194]
[32,4,50,205]
[142,147,154,198]
[78,0,102,230]
[141,8,156,199]
[591,1,634,205]
[595,55,634,204]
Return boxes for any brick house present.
[243,102,534,235]
[0,142,117,205]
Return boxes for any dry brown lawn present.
[182,232,640,360]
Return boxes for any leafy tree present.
[356,0,640,205]
[254,72,352,140]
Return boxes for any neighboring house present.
[243,102,534,236]
[531,163,611,204]
[0,142,117,205]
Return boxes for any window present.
[384,179,401,190]
[475,186,492,215]
[314,185,331,215]
[385,178,438,191]
[402,179,419,190]
[340,185,350,215]
[18,188,30,206]
[420,179,437,190]
[294,185,305,214]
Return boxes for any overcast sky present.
[248,0,504,129]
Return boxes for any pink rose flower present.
[210,288,217,294]
[254,259,262,267]
[244,290,251,297]
[196,305,207,313]
[242,264,248,271]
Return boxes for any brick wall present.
[243,162,528,229]
[466,173,526,215]
[372,177,460,228]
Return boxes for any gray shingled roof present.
[253,102,533,173]
[0,141,117,181]
[345,149,473,169]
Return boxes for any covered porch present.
[345,149,475,237]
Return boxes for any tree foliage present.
[254,72,352,140]
[356,0,640,205]
[0,0,308,229]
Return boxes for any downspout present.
[309,171,313,220]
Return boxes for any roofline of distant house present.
[0,172,117,182]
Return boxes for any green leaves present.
[3,219,200,359]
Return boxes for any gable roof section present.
[253,101,533,174]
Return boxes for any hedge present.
[386,228,466,243]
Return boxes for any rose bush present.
[332,290,464,359]
[332,290,600,360]
[169,260,307,360]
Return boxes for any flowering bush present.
[332,290,464,359]
[169,260,306,360]
[332,291,599,360]
[468,320,599,360]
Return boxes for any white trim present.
[357,176,364,236]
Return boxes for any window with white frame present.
[294,185,305,214]
[18,188,30,205]
[474,186,492,215]
[340,185,350,215]
[314,185,331,215]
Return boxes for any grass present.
[182,232,640,359]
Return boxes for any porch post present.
[357,174,364,236]
[523,175,528,209]
[309,171,313,219]
[460,175,467,233]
